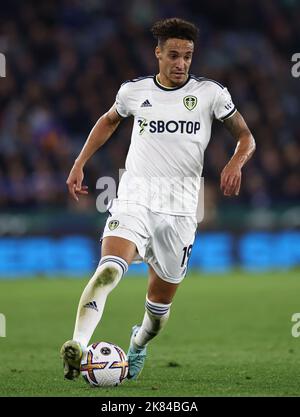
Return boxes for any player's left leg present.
[127,266,179,380]
[127,213,196,380]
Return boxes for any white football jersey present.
[114,74,236,216]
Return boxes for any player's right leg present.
[61,236,137,380]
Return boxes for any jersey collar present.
[153,74,191,91]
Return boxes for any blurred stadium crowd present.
[0,0,299,211]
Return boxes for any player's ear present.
[155,46,161,60]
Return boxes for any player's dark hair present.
[151,18,199,46]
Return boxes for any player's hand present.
[66,164,89,201]
[220,161,242,196]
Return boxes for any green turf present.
[0,270,300,397]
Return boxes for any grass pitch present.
[0,270,300,397]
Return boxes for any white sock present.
[134,296,171,349]
[72,256,128,347]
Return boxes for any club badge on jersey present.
[183,95,197,111]
[108,220,119,231]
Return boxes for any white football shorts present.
[102,200,197,284]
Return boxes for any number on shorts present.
[181,244,193,267]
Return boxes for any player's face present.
[155,38,194,87]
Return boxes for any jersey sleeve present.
[213,87,237,122]
[115,83,133,118]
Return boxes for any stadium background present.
[0,0,299,277]
[0,0,300,397]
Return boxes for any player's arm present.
[66,105,123,201]
[220,111,256,196]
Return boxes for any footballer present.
[61,17,256,380]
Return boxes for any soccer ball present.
[80,341,128,387]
